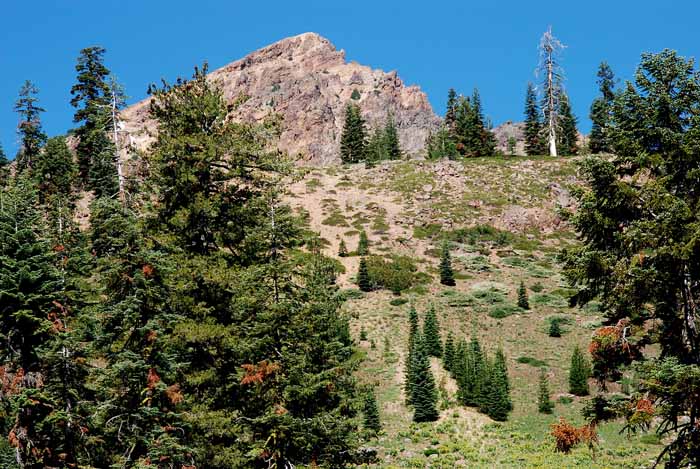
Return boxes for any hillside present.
[287,157,659,468]
[120,32,440,165]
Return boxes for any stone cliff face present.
[121,32,440,165]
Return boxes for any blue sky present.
[1,0,699,157]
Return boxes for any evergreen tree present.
[363,389,381,433]
[340,103,366,163]
[410,339,439,422]
[456,336,485,407]
[14,80,47,173]
[384,112,402,160]
[493,348,512,411]
[423,307,442,357]
[524,83,544,156]
[445,88,458,133]
[568,346,591,396]
[425,125,458,160]
[404,306,420,405]
[538,369,555,414]
[558,93,578,156]
[365,125,386,165]
[0,175,88,467]
[148,64,360,468]
[358,257,371,292]
[0,144,9,187]
[517,281,529,309]
[482,363,510,421]
[548,318,562,337]
[338,238,348,257]
[34,136,77,200]
[589,61,616,153]
[70,46,117,193]
[439,242,456,286]
[88,198,194,467]
[357,229,369,255]
[443,332,456,373]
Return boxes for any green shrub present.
[557,396,573,405]
[516,356,548,368]
[390,297,409,307]
[339,289,365,300]
[489,304,523,319]
[366,254,419,295]
[531,281,544,292]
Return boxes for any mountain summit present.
[121,32,439,164]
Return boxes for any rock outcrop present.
[121,32,440,165]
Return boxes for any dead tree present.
[538,26,566,157]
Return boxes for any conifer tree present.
[524,82,544,155]
[384,112,402,160]
[365,125,385,165]
[445,88,458,133]
[558,93,578,156]
[589,62,616,153]
[439,242,456,286]
[340,103,366,163]
[425,125,458,160]
[493,347,512,410]
[410,338,439,422]
[0,175,88,467]
[443,332,456,373]
[358,257,371,292]
[549,318,562,337]
[481,363,510,421]
[70,46,118,195]
[568,346,591,396]
[89,198,194,467]
[0,144,9,187]
[423,307,442,357]
[404,307,420,405]
[538,369,555,414]
[14,80,47,173]
[358,229,369,255]
[338,238,348,257]
[517,281,530,309]
[34,136,77,200]
[148,64,359,468]
[457,336,485,407]
[363,389,381,434]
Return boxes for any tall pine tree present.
[524,83,544,156]
[557,93,578,156]
[423,307,442,357]
[589,62,616,154]
[14,80,47,174]
[340,103,366,163]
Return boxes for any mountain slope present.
[120,32,440,165]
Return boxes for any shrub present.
[489,304,522,319]
[389,297,409,307]
[516,356,548,368]
[365,254,419,295]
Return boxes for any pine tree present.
[404,306,420,405]
[456,336,485,407]
[410,338,439,422]
[88,198,194,467]
[148,64,360,467]
[14,80,47,174]
[558,93,578,156]
[439,242,456,286]
[0,175,88,467]
[70,46,117,193]
[493,348,512,411]
[445,88,458,133]
[363,389,381,433]
[34,136,77,200]
[549,318,562,337]
[589,62,616,153]
[358,257,371,292]
[538,369,555,414]
[338,238,348,257]
[443,332,456,373]
[340,103,366,163]
[517,281,530,309]
[423,307,442,357]
[358,229,369,255]
[480,359,510,421]
[524,83,544,156]
[425,125,458,160]
[0,144,9,187]
[384,112,402,160]
[568,346,591,396]
[365,125,386,165]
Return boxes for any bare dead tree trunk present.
[538,26,565,157]
[111,88,125,204]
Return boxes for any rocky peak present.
[120,33,440,165]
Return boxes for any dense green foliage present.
[357,229,369,255]
[563,51,700,466]
[439,242,455,286]
[557,93,578,156]
[538,369,554,413]
[340,103,367,163]
[358,256,372,292]
[588,62,616,154]
[517,281,529,309]
[363,388,382,433]
[423,307,442,357]
[14,81,47,174]
[568,346,591,397]
[409,338,439,422]
[524,83,545,156]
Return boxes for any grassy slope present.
[286,157,660,468]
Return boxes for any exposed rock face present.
[121,32,440,165]
[493,121,526,156]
